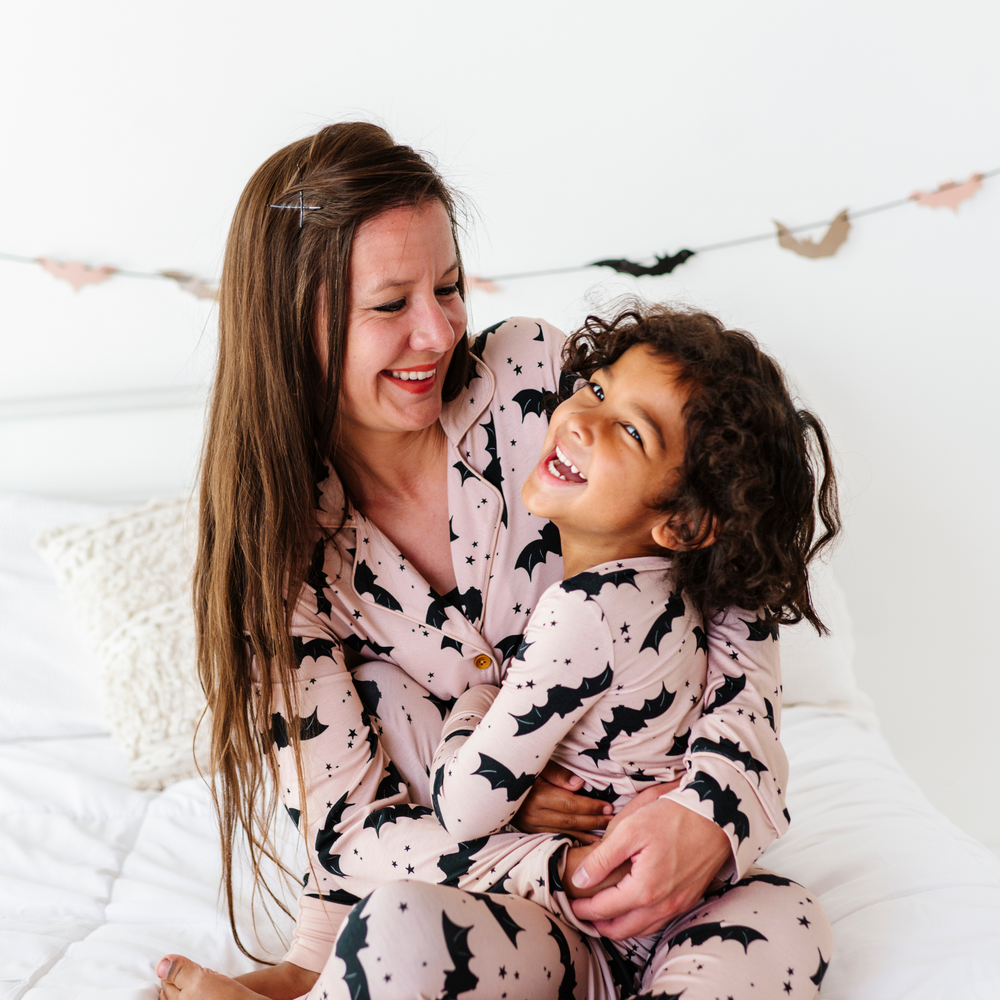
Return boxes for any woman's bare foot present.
[157,955,269,1000]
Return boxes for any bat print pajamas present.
[273,318,831,998]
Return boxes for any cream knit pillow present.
[36,496,209,789]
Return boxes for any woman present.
[157,123,829,999]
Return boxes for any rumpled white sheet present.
[2,707,998,999]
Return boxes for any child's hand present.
[511,762,613,844]
[562,842,631,899]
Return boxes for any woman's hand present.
[512,762,613,844]
[569,797,732,940]
[157,956,318,1000]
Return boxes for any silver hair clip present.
[268,190,322,228]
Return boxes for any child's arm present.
[430,587,614,839]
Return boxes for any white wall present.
[2,1,998,850]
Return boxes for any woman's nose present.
[409,299,458,354]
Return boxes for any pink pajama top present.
[276,318,789,972]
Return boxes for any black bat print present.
[810,949,830,986]
[470,319,503,359]
[764,698,776,731]
[306,540,332,617]
[479,414,508,528]
[515,520,562,579]
[342,633,395,659]
[627,769,657,782]
[427,586,484,629]
[375,760,406,800]
[639,591,687,653]
[354,698,380,761]
[665,920,767,954]
[668,728,691,756]
[431,765,447,826]
[315,790,354,877]
[580,684,676,763]
[452,460,479,486]
[593,249,696,277]
[424,690,457,721]
[352,677,381,717]
[533,322,545,341]
[270,707,329,749]
[510,665,614,736]
[437,837,490,886]
[314,887,362,906]
[547,918,579,1000]
[334,898,372,1000]
[293,635,339,665]
[686,771,751,844]
[599,936,639,994]
[353,561,403,612]
[514,637,533,660]
[426,590,451,630]
[443,728,474,743]
[577,782,619,804]
[485,870,511,894]
[442,912,479,999]
[494,633,525,663]
[547,849,566,892]
[690,736,769,784]
[449,516,459,541]
[469,890,525,947]
[560,567,640,602]
[441,635,464,655]
[702,672,747,714]
[693,625,709,653]
[362,803,434,837]
[702,871,795,902]
[741,616,779,642]
[473,753,537,801]
[285,805,300,828]
[512,386,550,421]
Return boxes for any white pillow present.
[36,496,209,789]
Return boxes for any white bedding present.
[2,495,999,999]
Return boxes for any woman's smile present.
[381,363,440,394]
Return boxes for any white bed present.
[2,492,999,999]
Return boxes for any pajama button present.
[474,654,492,670]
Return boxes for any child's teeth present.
[547,460,566,481]
[555,445,585,478]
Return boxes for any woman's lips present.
[381,364,438,394]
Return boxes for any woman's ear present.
[651,514,718,551]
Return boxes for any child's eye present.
[373,298,406,313]
[588,382,605,401]
[624,424,642,445]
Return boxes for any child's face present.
[522,344,690,563]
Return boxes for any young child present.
[429,301,839,994]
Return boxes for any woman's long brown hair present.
[195,122,470,956]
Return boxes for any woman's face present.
[336,199,467,443]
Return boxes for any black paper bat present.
[293,635,339,665]
[473,753,537,801]
[668,728,691,756]
[375,760,405,800]
[424,690,458,720]
[580,684,676,762]
[362,803,434,837]
[702,672,747,714]
[494,633,525,663]
[437,836,490,886]
[810,949,830,987]
[306,540,332,617]
[577,782,620,804]
[440,635,464,655]
[665,920,767,954]
[687,771,750,844]
[333,898,371,1000]
[703,871,795,901]
[690,736,769,784]
[449,515,459,541]
[469,890,525,947]
[452,460,478,486]
[352,677,381,717]
[512,386,549,421]
[510,665,614,736]
[560,567,640,602]
[342,633,395,659]
[270,707,329,749]
[353,560,402,611]
[479,414,507,528]
[741,616,779,642]
[764,697,776,731]
[315,790,353,876]
[547,917,579,1000]
[639,591,687,653]
[593,249,695,276]
[693,625,709,653]
[515,520,562,579]
[441,912,479,999]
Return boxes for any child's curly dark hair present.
[562,301,840,633]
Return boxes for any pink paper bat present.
[774,210,851,259]
[160,270,219,301]
[466,274,500,293]
[37,257,117,291]
[910,173,984,212]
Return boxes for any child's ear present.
[651,514,718,551]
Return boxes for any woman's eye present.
[436,283,460,297]
[624,424,642,444]
[588,382,605,401]
[373,298,406,313]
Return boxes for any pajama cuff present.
[284,894,354,973]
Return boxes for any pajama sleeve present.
[662,608,788,881]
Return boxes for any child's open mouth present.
[546,444,588,483]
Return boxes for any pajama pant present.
[307,666,833,999]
